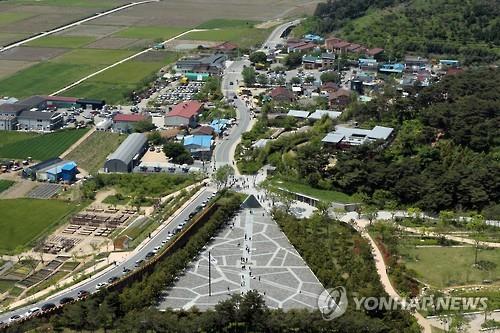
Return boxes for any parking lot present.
[158,204,326,311]
[155,81,203,106]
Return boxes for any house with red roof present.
[213,41,239,56]
[113,113,151,133]
[270,87,295,103]
[328,89,352,109]
[165,100,204,128]
[366,48,384,58]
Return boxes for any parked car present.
[8,315,22,323]
[25,307,40,317]
[41,303,56,312]
[77,290,89,298]
[107,276,119,284]
[95,282,108,290]
[59,297,74,305]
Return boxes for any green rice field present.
[0,129,88,160]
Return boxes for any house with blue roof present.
[46,161,78,183]
[379,63,405,74]
[183,135,213,159]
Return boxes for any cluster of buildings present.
[0,95,104,132]
[22,158,78,183]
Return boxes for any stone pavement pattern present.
[159,205,326,310]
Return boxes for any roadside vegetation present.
[81,173,202,202]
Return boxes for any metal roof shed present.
[104,133,147,173]
[287,110,310,118]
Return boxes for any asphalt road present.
[260,19,302,53]
[0,189,213,324]
[213,60,253,169]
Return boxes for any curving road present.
[0,1,159,52]
[0,189,213,324]
[213,59,253,171]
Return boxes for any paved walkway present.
[158,205,326,311]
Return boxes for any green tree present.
[212,164,235,189]
[163,142,193,164]
[133,120,156,133]
[249,51,267,64]
[467,214,485,266]
[290,76,301,85]
[147,131,164,145]
[242,66,256,86]
[285,52,303,69]
[320,71,341,84]
[257,73,269,85]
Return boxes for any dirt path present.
[342,216,433,333]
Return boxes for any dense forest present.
[310,0,500,63]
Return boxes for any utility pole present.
[208,250,212,296]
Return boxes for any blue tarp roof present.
[210,119,229,134]
[47,161,77,175]
[183,135,212,148]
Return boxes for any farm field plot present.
[88,0,316,27]
[196,19,261,29]
[0,128,88,160]
[52,48,134,65]
[115,26,187,40]
[0,180,15,194]
[62,58,175,104]
[0,62,95,97]
[25,35,96,48]
[65,131,125,174]
[0,198,78,254]
[85,37,139,49]
[0,60,35,80]
[4,0,129,9]
[0,32,27,46]
[181,27,271,48]
[0,46,69,62]
[0,12,35,26]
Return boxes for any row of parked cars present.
[1,191,217,328]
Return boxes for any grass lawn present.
[0,128,88,160]
[196,19,260,29]
[65,131,125,173]
[116,26,187,40]
[25,36,96,49]
[0,62,96,98]
[400,246,500,288]
[182,27,271,48]
[0,180,15,193]
[0,199,78,254]
[103,194,129,206]
[267,178,355,203]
